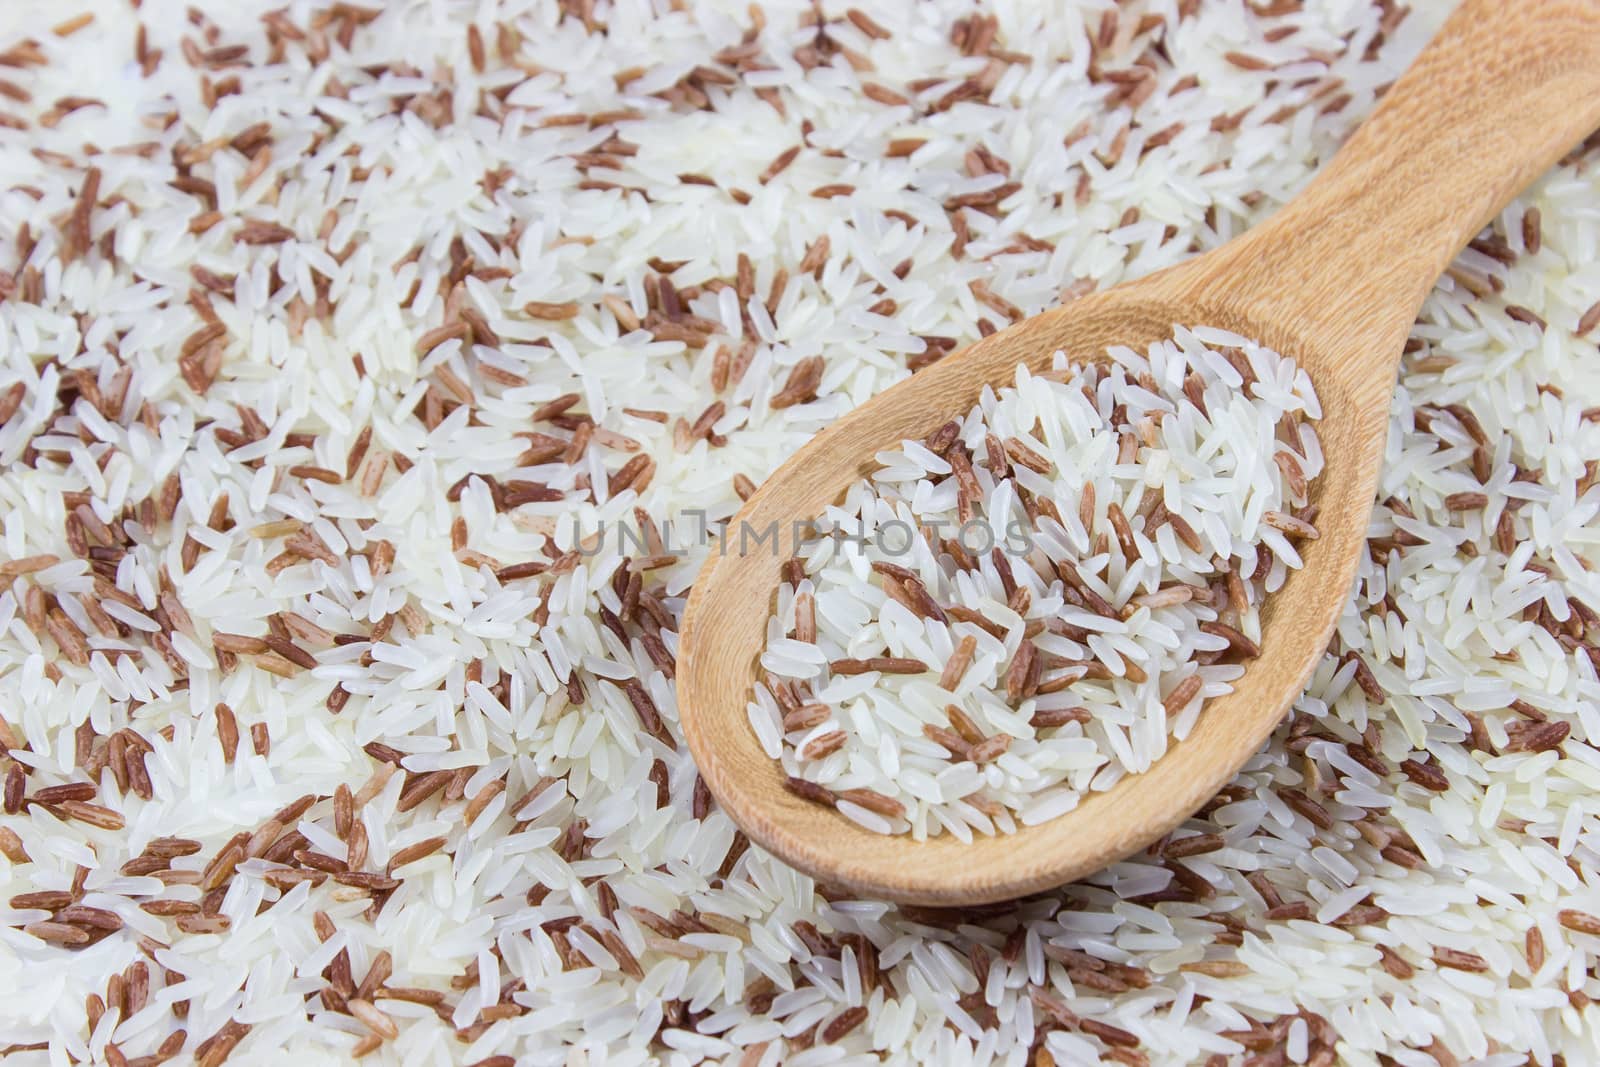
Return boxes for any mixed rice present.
[0,2,1597,1065]
[756,330,1323,838]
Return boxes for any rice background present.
[1,1,1598,1065]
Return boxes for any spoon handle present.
[1207,0,1600,355]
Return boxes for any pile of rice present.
[1,1,1597,1064]
[755,331,1323,838]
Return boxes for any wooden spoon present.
[677,0,1600,905]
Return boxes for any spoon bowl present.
[678,0,1600,905]
[680,285,1388,905]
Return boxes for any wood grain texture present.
[677,0,1600,905]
